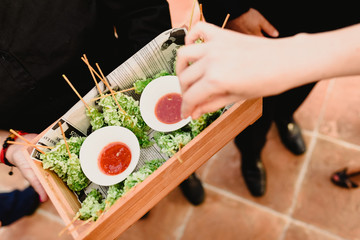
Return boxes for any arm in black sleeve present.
[100,0,172,54]
[198,0,251,26]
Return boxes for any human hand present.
[6,133,48,202]
[226,8,279,37]
[176,22,298,119]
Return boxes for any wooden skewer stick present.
[91,87,135,102]
[9,129,45,155]
[80,57,126,115]
[58,212,81,236]
[199,3,204,21]
[171,149,183,164]
[58,122,71,158]
[62,74,90,111]
[7,141,53,149]
[95,63,126,115]
[81,57,104,83]
[221,13,230,29]
[68,217,94,233]
[188,0,197,31]
[83,54,103,96]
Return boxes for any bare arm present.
[176,22,360,119]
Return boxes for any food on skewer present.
[188,109,222,137]
[40,136,89,192]
[76,159,165,222]
[154,130,192,157]
[78,189,105,221]
[95,93,152,148]
[133,70,171,94]
[86,107,105,131]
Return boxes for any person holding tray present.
[179,1,360,197]
[0,0,204,226]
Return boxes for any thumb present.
[185,21,219,45]
[260,17,279,37]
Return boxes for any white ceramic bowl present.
[79,126,140,186]
[140,75,191,132]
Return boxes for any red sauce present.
[155,92,182,124]
[98,142,131,176]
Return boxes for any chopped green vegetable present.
[123,158,165,193]
[189,109,222,137]
[40,136,89,192]
[105,183,124,207]
[86,107,105,131]
[98,93,152,147]
[66,154,89,192]
[153,130,192,157]
[79,189,105,220]
[133,70,171,94]
[78,159,165,220]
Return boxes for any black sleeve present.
[100,0,172,53]
[198,0,251,26]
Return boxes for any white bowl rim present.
[139,75,191,132]
[79,126,140,186]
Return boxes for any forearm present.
[277,24,360,91]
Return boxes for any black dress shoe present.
[140,211,150,220]
[275,117,306,155]
[241,156,266,197]
[179,173,205,206]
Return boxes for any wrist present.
[1,131,29,166]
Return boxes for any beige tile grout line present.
[316,132,360,152]
[174,149,220,240]
[278,79,346,240]
[204,183,348,240]
[37,208,66,226]
[175,207,195,240]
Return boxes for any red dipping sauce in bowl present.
[98,142,131,176]
[80,126,140,186]
[139,75,191,132]
[155,92,182,124]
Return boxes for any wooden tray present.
[23,98,262,240]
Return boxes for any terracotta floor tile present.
[203,126,309,213]
[284,223,342,240]
[292,138,360,240]
[0,164,28,191]
[0,210,72,240]
[318,76,360,145]
[180,189,287,240]
[117,188,192,240]
[39,200,63,217]
[295,80,330,132]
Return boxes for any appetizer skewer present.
[6,141,53,149]
[9,129,46,155]
[83,54,103,96]
[62,75,90,111]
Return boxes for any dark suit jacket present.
[0,0,171,132]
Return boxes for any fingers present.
[181,76,218,118]
[260,16,279,37]
[190,94,242,119]
[176,44,206,84]
[11,144,49,202]
[184,21,218,45]
[22,167,49,202]
[177,56,206,96]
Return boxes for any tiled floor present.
[2,2,360,240]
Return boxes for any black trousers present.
[0,186,40,226]
[235,82,316,161]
